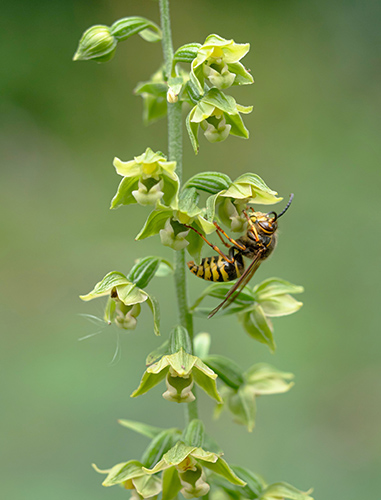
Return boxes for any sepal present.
[182,419,205,448]
[169,325,192,354]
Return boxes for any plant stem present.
[159,0,198,423]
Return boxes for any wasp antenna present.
[276,193,294,219]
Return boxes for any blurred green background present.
[1,0,380,498]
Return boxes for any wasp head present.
[248,194,294,236]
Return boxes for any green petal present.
[200,456,246,485]
[228,62,254,86]
[239,306,276,352]
[162,466,182,500]
[261,482,314,500]
[133,474,162,498]
[186,108,200,154]
[113,157,141,177]
[146,294,160,336]
[162,441,196,466]
[253,278,304,298]
[167,349,197,376]
[223,111,250,138]
[193,332,211,359]
[201,88,237,115]
[225,174,281,204]
[141,429,181,469]
[80,271,129,301]
[131,363,169,397]
[93,460,145,486]
[259,295,303,317]
[193,361,222,403]
[146,339,170,365]
[227,385,256,431]
[110,175,140,208]
[244,363,294,395]
[116,283,148,306]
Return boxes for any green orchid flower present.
[80,271,160,335]
[93,460,161,499]
[143,441,245,499]
[111,147,179,209]
[131,347,222,404]
[191,34,253,91]
[186,88,252,153]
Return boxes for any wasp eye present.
[259,221,275,232]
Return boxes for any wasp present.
[186,194,294,318]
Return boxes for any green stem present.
[159,0,198,423]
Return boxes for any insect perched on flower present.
[187,194,294,317]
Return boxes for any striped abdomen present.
[187,254,245,282]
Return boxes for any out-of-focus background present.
[1,0,380,498]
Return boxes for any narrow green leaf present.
[118,419,164,439]
[128,256,161,289]
[182,172,232,194]
[96,460,145,486]
[182,419,205,448]
[173,43,201,64]
[110,17,161,43]
[203,355,244,390]
[134,81,167,97]
[141,429,181,469]
[169,325,192,354]
[136,208,172,240]
[231,465,265,498]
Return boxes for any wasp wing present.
[208,248,266,318]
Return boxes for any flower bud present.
[73,25,117,62]
[167,87,179,103]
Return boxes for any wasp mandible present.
[186,194,294,318]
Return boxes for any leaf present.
[231,465,265,499]
[141,429,181,469]
[182,172,232,194]
[136,208,172,240]
[80,271,129,301]
[146,294,160,336]
[169,325,192,354]
[239,306,276,352]
[128,256,161,289]
[134,81,167,97]
[182,419,205,448]
[118,419,164,439]
[110,17,162,43]
[146,340,170,365]
[203,355,244,390]
[173,43,201,64]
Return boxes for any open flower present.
[93,460,161,499]
[111,147,179,208]
[186,88,252,153]
[131,348,222,403]
[191,34,253,91]
[80,271,159,335]
[144,441,245,499]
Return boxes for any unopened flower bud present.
[167,87,178,103]
[73,25,117,62]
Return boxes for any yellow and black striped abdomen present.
[187,255,245,282]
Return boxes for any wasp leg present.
[215,227,231,248]
[243,210,259,241]
[184,225,235,264]
[213,222,246,251]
